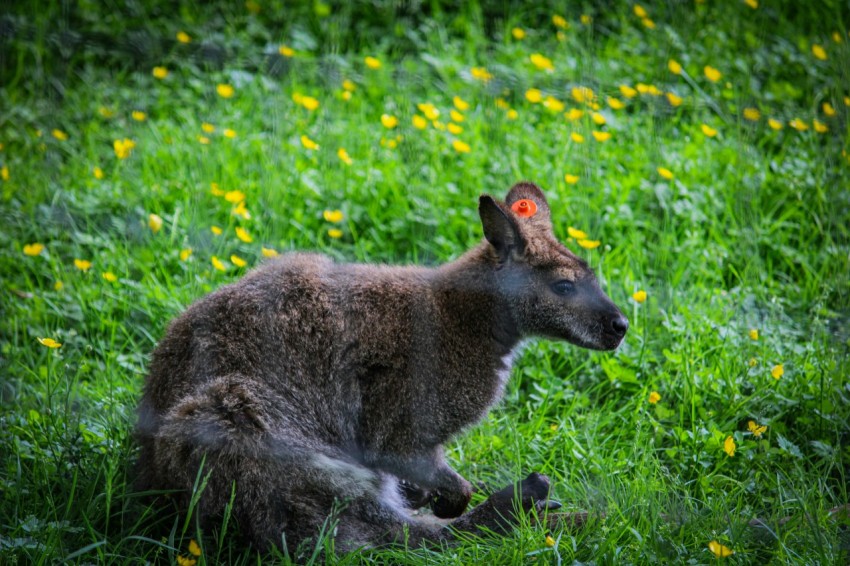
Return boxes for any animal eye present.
[551,280,575,295]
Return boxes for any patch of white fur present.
[377,473,410,518]
[312,454,377,498]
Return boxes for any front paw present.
[431,480,473,519]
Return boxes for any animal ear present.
[504,181,551,223]
[479,195,524,260]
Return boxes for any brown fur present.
[134,182,627,553]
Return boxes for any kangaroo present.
[134,182,628,554]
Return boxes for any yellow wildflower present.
[567,227,588,239]
[668,59,682,74]
[506,109,518,120]
[565,108,584,121]
[98,106,115,118]
[545,535,556,547]
[771,364,784,379]
[37,337,62,348]
[279,45,295,57]
[619,85,638,98]
[666,92,683,107]
[447,123,463,135]
[1,165,8,180]
[224,190,245,204]
[211,226,223,235]
[813,120,828,133]
[833,31,843,43]
[235,227,253,243]
[23,243,45,256]
[93,166,104,179]
[578,239,601,249]
[381,114,398,129]
[748,328,759,340]
[723,435,736,457]
[590,112,606,125]
[223,128,236,138]
[176,31,191,43]
[811,44,827,60]
[52,129,68,141]
[743,107,761,121]
[607,97,624,110]
[642,18,656,29]
[301,96,319,111]
[709,541,734,558]
[364,56,381,69]
[412,115,428,129]
[580,14,592,25]
[570,132,585,143]
[530,53,554,71]
[789,118,808,131]
[211,256,226,271]
[180,248,192,261]
[176,554,196,566]
[511,27,526,40]
[591,131,611,142]
[704,65,722,82]
[132,110,146,121]
[748,420,767,437]
[634,4,648,17]
[201,123,215,133]
[114,138,136,159]
[564,174,579,185]
[149,213,163,233]
[74,259,92,271]
[327,228,343,239]
[337,148,353,165]
[749,357,758,367]
[632,290,647,303]
[216,84,234,98]
[188,539,202,557]
[657,167,674,180]
[198,135,210,145]
[452,140,471,153]
[822,102,835,116]
[102,272,117,283]
[571,86,594,103]
[323,210,344,223]
[453,96,470,112]
[768,118,783,130]
[450,109,464,122]
[152,66,168,79]
[54,281,63,291]
[745,0,758,8]
[543,96,565,112]
[470,66,493,82]
[262,247,279,258]
[648,391,661,404]
[701,124,718,137]
[342,79,356,92]
[552,15,568,29]
[230,254,247,268]
[301,135,319,150]
[417,103,440,120]
[525,89,543,103]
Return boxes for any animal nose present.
[611,315,629,336]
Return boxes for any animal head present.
[479,182,628,350]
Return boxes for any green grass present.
[1,1,849,563]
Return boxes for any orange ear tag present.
[511,199,538,218]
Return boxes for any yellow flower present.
[543,96,565,112]
[648,391,661,404]
[590,112,606,125]
[176,31,191,43]
[592,131,611,142]
[54,281,63,291]
[580,14,592,25]
[216,84,234,98]
[545,535,556,547]
[453,97,470,112]
[743,107,761,121]
[748,357,758,367]
[342,79,357,92]
[52,129,68,141]
[211,226,223,235]
[450,109,464,122]
[565,108,584,121]
[632,290,647,303]
[279,45,295,57]
[506,109,518,120]
[701,124,718,137]
[198,135,211,145]
[234,204,252,221]
[230,254,247,268]
[152,66,168,79]
[634,4,648,17]
[833,31,844,43]
[708,540,734,558]
[668,59,682,74]
[564,228,587,241]
[746,328,759,341]
[381,114,398,129]
[578,239,601,249]
[619,85,638,98]
[564,174,579,185]
[201,123,215,134]
[23,243,44,256]
[261,247,279,258]
[452,139,471,153]
[571,86,594,103]
[447,123,463,135]
[530,53,554,71]
[211,256,226,271]
[412,115,428,129]
[417,103,440,121]
[525,89,542,103]
[642,18,656,29]
[768,118,783,130]
[180,248,193,261]
[569,132,584,143]
[235,227,253,243]
[327,228,343,239]
[657,167,674,180]
[822,102,836,116]
[223,128,236,138]
[301,135,319,150]
[188,539,202,557]
[364,56,381,69]
[1,165,8,181]
[771,364,784,379]
[223,190,245,204]
[811,44,827,60]
[98,106,115,118]
[789,118,808,131]
[74,259,92,271]
[470,66,493,82]
[148,213,163,233]
[37,337,62,348]
[511,27,526,40]
[323,210,344,223]
[176,555,196,566]
[703,65,722,82]
[337,148,353,165]
[552,15,568,29]
[102,271,117,282]
[666,92,683,107]
[813,120,828,133]
[748,420,767,437]
[301,96,320,111]
[607,97,624,110]
[723,435,736,457]
[93,166,104,179]
[113,138,136,159]
[132,110,147,122]
[745,0,758,8]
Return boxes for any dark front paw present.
[399,480,432,510]
[431,482,473,519]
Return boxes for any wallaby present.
[134,182,628,554]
